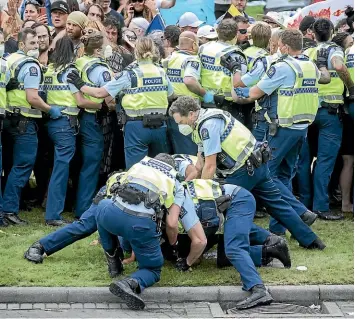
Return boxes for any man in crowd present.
[50,0,69,38]
[233,16,250,50]
[299,16,317,50]
[163,25,180,58]
[31,22,50,65]
[65,11,88,56]
[177,12,204,34]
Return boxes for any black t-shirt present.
[5,37,18,55]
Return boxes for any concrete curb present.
[0,285,353,304]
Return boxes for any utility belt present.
[78,108,105,125]
[202,95,234,110]
[321,101,341,115]
[5,110,35,134]
[126,113,167,129]
[245,141,272,176]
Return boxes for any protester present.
[31,22,51,65]
[128,17,149,37]
[162,25,180,58]
[86,3,105,22]
[177,12,204,34]
[196,25,218,45]
[98,0,124,25]
[50,0,70,37]
[299,16,317,50]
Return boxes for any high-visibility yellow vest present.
[182,179,222,203]
[122,62,169,117]
[192,109,256,175]
[119,156,177,208]
[164,51,201,101]
[199,41,245,101]
[44,63,79,116]
[274,56,319,127]
[243,46,269,71]
[75,56,109,113]
[345,45,354,83]
[0,58,7,114]
[105,172,125,197]
[6,52,43,118]
[304,43,344,104]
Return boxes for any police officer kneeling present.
[94,154,194,310]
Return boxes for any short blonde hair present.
[251,22,271,49]
[134,37,156,61]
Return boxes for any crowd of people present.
[0,0,353,313]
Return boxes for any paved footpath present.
[0,301,353,318]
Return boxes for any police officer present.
[3,28,62,226]
[303,19,354,220]
[163,31,207,155]
[199,18,248,123]
[70,30,113,218]
[232,29,330,235]
[68,37,173,169]
[95,154,186,310]
[169,96,326,251]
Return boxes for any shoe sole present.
[235,295,274,310]
[109,282,145,310]
[24,252,43,264]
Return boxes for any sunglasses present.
[25,0,41,6]
[131,0,144,3]
[238,29,248,35]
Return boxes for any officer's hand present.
[175,258,191,272]
[316,48,329,69]
[6,78,19,92]
[220,55,241,74]
[67,70,85,90]
[203,91,214,103]
[48,107,62,120]
[234,87,250,98]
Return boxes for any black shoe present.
[316,210,344,221]
[216,236,232,268]
[4,213,28,225]
[105,248,124,278]
[262,235,291,268]
[0,214,9,227]
[24,241,45,263]
[234,284,273,310]
[109,278,145,310]
[301,210,318,226]
[45,219,71,227]
[255,207,267,219]
[302,237,326,250]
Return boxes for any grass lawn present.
[245,5,264,18]
[0,208,353,287]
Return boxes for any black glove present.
[316,47,329,69]
[175,258,191,272]
[348,86,354,100]
[220,54,241,74]
[67,70,85,90]
[6,78,19,91]
[170,241,179,261]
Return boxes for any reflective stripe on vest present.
[120,156,177,208]
[6,53,42,118]
[75,56,110,113]
[199,42,245,101]
[243,46,268,71]
[165,51,201,100]
[0,58,7,110]
[44,64,79,116]
[193,109,256,175]
[122,62,169,117]
[276,56,319,126]
[304,43,344,104]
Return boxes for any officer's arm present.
[231,85,265,104]
[201,154,217,179]
[318,66,331,84]
[195,153,204,177]
[186,222,207,266]
[166,204,181,245]
[185,164,199,181]
[231,53,247,88]
[332,56,354,90]
[73,92,102,109]
[184,77,206,97]
[80,85,110,98]
[184,61,205,97]
[26,89,51,112]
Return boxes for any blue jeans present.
[267,127,308,234]
[226,164,317,247]
[75,112,103,218]
[251,120,268,142]
[124,120,169,169]
[224,188,263,290]
[167,118,197,155]
[96,199,164,291]
[45,117,76,221]
[349,101,354,119]
[40,204,98,255]
[3,118,38,214]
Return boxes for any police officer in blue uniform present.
[68,37,173,169]
[3,28,62,225]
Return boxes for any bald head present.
[179,31,198,51]
[269,28,282,54]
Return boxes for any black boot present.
[4,213,28,225]
[301,210,318,226]
[262,235,291,268]
[109,278,145,310]
[0,213,9,227]
[104,248,124,278]
[234,284,273,310]
[24,241,45,263]
[301,237,326,250]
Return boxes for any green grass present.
[0,209,353,287]
[245,5,264,19]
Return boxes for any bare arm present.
[232,71,242,88]
[186,222,207,266]
[80,85,110,99]
[183,76,206,97]
[185,164,199,181]
[26,89,50,112]
[318,66,331,84]
[231,85,265,104]
[160,0,176,8]
[195,153,204,176]
[73,92,102,109]
[332,56,354,90]
[201,154,217,179]
[166,204,181,245]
